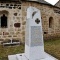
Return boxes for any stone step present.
[8,53,58,60]
[8,55,17,60]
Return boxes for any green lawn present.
[0,44,25,60]
[0,39,60,60]
[44,39,60,60]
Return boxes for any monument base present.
[8,52,58,60]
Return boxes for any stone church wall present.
[0,1,60,44]
[22,1,60,40]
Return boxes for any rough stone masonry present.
[0,0,60,43]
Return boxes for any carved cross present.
[35,18,40,24]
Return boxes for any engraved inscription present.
[31,26,43,47]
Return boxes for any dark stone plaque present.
[14,23,20,28]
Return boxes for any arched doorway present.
[0,10,9,28]
[1,14,7,28]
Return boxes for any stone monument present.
[8,6,58,60]
[25,6,45,60]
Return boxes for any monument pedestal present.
[8,6,58,60]
[8,53,57,60]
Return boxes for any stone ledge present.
[8,52,58,60]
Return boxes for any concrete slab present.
[8,52,58,60]
[8,55,17,60]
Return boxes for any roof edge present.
[22,0,60,9]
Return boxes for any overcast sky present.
[44,0,59,5]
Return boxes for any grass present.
[0,39,60,60]
[44,39,60,60]
[0,44,25,60]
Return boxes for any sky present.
[44,0,59,5]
